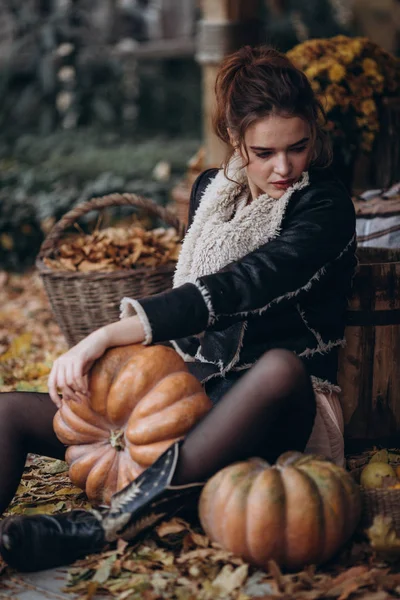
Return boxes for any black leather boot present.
[0,441,203,572]
[0,509,106,572]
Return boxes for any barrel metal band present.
[345,308,400,326]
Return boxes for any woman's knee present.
[256,351,316,450]
[255,349,310,395]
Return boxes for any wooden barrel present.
[338,247,400,447]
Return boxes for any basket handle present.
[38,192,186,259]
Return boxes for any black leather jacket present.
[132,167,357,386]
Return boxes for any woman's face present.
[240,114,312,200]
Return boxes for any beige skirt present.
[305,382,345,468]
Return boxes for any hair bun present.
[237,45,256,66]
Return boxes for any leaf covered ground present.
[1,270,400,599]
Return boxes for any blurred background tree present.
[263,0,354,52]
[0,0,201,137]
[0,0,400,270]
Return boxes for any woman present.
[0,45,356,571]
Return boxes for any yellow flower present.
[310,80,321,93]
[334,48,355,65]
[325,83,350,110]
[305,62,329,79]
[287,35,400,153]
[334,35,351,45]
[361,99,377,117]
[368,72,384,93]
[350,38,365,57]
[362,58,378,77]
[356,116,369,128]
[322,94,336,113]
[360,131,376,152]
[328,64,346,83]
[347,74,373,98]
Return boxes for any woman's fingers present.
[48,365,62,408]
[48,340,100,406]
[64,362,74,389]
[57,364,78,402]
[49,360,79,404]
[72,361,89,396]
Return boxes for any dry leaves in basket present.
[43,225,181,272]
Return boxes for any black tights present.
[0,349,316,515]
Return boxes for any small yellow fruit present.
[369,449,389,464]
[360,462,396,489]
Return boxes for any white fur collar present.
[174,156,310,287]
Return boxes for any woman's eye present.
[291,146,307,153]
[256,145,307,159]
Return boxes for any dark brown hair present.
[213,45,332,172]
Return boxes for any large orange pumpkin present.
[199,452,361,571]
[53,344,212,505]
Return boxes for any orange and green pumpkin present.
[199,452,361,571]
[54,344,212,505]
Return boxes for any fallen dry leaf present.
[0,332,33,362]
[328,565,370,587]
[156,517,189,538]
[212,564,249,595]
[0,271,67,393]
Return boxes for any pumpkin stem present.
[110,429,125,451]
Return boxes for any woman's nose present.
[274,153,291,177]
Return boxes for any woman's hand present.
[48,315,146,408]
[48,328,109,407]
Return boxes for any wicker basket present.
[347,451,400,534]
[36,192,185,347]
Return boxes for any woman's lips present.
[272,179,295,189]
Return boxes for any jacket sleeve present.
[120,182,356,344]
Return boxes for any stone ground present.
[0,568,77,600]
